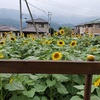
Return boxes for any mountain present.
[0,8,99,30]
[0,18,27,29]
[50,22,74,30]
[0,8,31,20]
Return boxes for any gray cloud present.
[0,0,100,17]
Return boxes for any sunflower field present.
[0,29,100,100]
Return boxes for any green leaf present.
[77,90,84,97]
[46,79,56,87]
[66,83,78,95]
[72,75,85,84]
[74,85,84,90]
[23,89,35,97]
[36,74,49,79]
[29,74,38,80]
[33,96,40,100]
[25,80,35,86]
[56,83,68,94]
[24,56,39,60]
[70,96,83,100]
[52,74,69,82]
[67,55,77,61]
[96,87,100,97]
[91,94,100,100]
[9,95,33,100]
[91,85,97,93]
[41,96,48,100]
[0,74,12,78]
[16,74,29,82]
[34,84,47,92]
[5,81,25,91]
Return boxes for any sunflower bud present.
[87,55,95,61]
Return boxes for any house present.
[75,18,100,36]
[0,25,19,37]
[22,18,49,37]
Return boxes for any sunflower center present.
[0,42,4,44]
[59,42,63,44]
[54,53,59,58]
[61,31,63,33]
[11,38,15,40]
[72,42,75,45]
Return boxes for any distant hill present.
[51,22,74,30]
[0,8,99,30]
[0,8,31,20]
[0,18,26,29]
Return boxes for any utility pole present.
[19,0,22,36]
[48,12,52,35]
[24,0,39,38]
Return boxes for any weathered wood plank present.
[0,60,100,74]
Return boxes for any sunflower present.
[8,31,13,34]
[31,37,35,41]
[0,41,5,45]
[48,33,51,36]
[86,32,89,34]
[4,32,7,35]
[70,40,77,47]
[91,47,97,51]
[27,34,30,38]
[0,53,4,59]
[71,33,75,37]
[76,34,81,38]
[59,29,65,35]
[23,40,29,44]
[10,37,16,41]
[54,31,58,36]
[4,35,7,38]
[87,55,95,61]
[78,34,81,38]
[9,78,13,83]
[29,34,34,37]
[48,40,52,44]
[57,40,65,46]
[20,33,25,37]
[0,37,2,40]
[89,33,93,38]
[52,52,62,60]
[94,79,100,87]
[71,33,74,35]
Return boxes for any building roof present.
[22,26,46,33]
[75,23,84,27]
[85,18,100,25]
[75,18,100,27]
[26,18,48,24]
[0,25,19,32]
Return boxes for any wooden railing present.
[0,60,99,100]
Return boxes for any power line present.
[45,0,98,13]
[33,0,99,16]
[23,0,51,35]
[23,0,48,16]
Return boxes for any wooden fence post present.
[84,74,93,100]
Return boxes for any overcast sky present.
[0,0,100,17]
